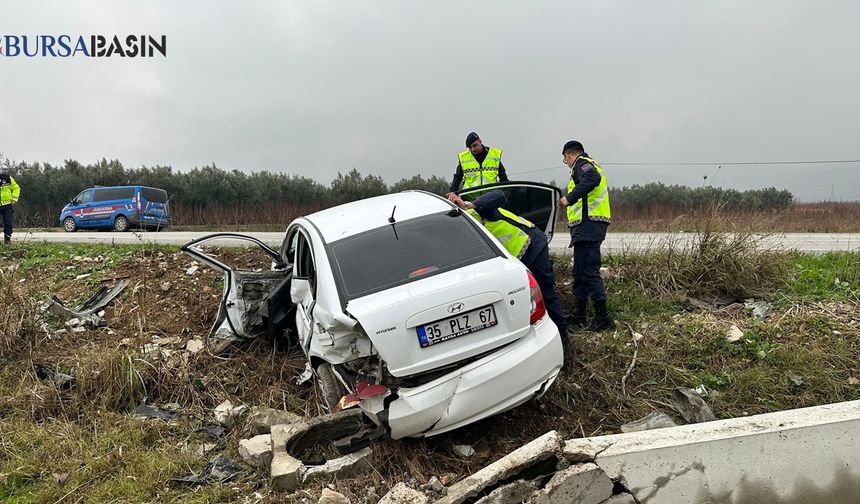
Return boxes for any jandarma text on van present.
[0,35,166,57]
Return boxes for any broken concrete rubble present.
[214,399,248,427]
[600,494,637,504]
[672,387,716,423]
[530,463,614,504]
[301,447,372,485]
[318,488,351,504]
[452,444,475,458]
[185,338,204,353]
[377,482,429,504]
[473,480,536,504]
[247,406,303,434]
[436,430,563,504]
[562,438,615,464]
[239,434,273,467]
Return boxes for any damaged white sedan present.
[182,185,564,439]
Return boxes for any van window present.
[141,188,168,203]
[92,187,135,203]
[74,190,93,205]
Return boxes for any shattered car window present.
[328,212,499,300]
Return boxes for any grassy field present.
[1,237,858,503]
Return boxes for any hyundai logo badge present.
[448,302,465,314]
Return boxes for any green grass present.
[782,252,860,301]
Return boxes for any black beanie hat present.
[465,132,480,147]
[562,140,584,154]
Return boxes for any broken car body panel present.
[184,187,564,439]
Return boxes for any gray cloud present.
[2,0,859,201]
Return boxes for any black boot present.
[587,300,615,331]
[566,300,588,330]
[3,235,10,245]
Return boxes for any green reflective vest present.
[567,156,611,226]
[468,207,533,259]
[459,147,503,189]
[0,176,20,206]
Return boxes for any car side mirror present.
[290,278,311,304]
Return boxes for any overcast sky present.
[2,1,859,201]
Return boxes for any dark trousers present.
[0,204,12,238]
[572,240,606,303]
[521,234,566,333]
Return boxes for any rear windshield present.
[141,187,168,203]
[92,187,135,202]
[328,212,500,300]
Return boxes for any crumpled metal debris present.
[170,454,244,485]
[743,298,771,320]
[44,280,129,328]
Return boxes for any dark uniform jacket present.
[565,154,608,244]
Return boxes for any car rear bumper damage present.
[361,317,563,439]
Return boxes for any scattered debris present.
[672,388,716,424]
[620,411,679,433]
[744,299,771,320]
[788,373,806,387]
[693,384,709,396]
[185,339,205,353]
[214,400,248,427]
[453,444,475,458]
[849,377,860,385]
[185,265,199,275]
[185,442,218,458]
[726,324,744,343]
[75,273,91,281]
[34,363,75,389]
[420,475,445,494]
[52,472,71,486]
[133,404,181,421]
[378,482,429,504]
[160,281,172,292]
[476,480,538,504]
[239,434,273,467]
[170,454,244,486]
[295,362,314,385]
[318,488,351,504]
[44,280,128,328]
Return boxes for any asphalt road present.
[11,230,860,254]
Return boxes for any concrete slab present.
[531,463,613,504]
[591,400,860,503]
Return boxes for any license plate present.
[417,305,497,348]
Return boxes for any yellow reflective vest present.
[0,176,20,206]
[468,207,534,258]
[458,147,503,189]
[567,156,611,226]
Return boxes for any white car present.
[182,183,565,439]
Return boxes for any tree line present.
[1,157,793,227]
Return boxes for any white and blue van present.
[60,186,170,232]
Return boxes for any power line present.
[509,158,860,176]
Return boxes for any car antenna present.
[388,205,397,224]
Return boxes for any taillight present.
[528,271,546,324]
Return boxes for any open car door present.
[181,233,294,343]
[459,181,562,241]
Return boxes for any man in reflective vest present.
[559,140,614,331]
[447,132,508,194]
[0,172,21,245]
[448,190,571,364]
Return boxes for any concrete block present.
[318,488,350,504]
[238,434,273,467]
[270,452,303,492]
[378,482,429,504]
[531,463,613,504]
[302,447,373,485]
[437,430,563,504]
[271,421,308,453]
[592,400,860,503]
[248,406,303,434]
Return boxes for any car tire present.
[315,363,347,413]
[114,215,129,232]
[63,217,78,232]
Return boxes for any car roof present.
[306,191,454,243]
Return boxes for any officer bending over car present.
[448,190,571,364]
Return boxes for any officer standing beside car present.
[0,171,21,245]
[447,132,509,195]
[559,140,614,331]
[448,190,572,364]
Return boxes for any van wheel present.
[114,215,129,232]
[315,363,347,413]
[63,217,78,232]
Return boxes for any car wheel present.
[315,363,347,413]
[63,217,78,232]
[114,215,129,232]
